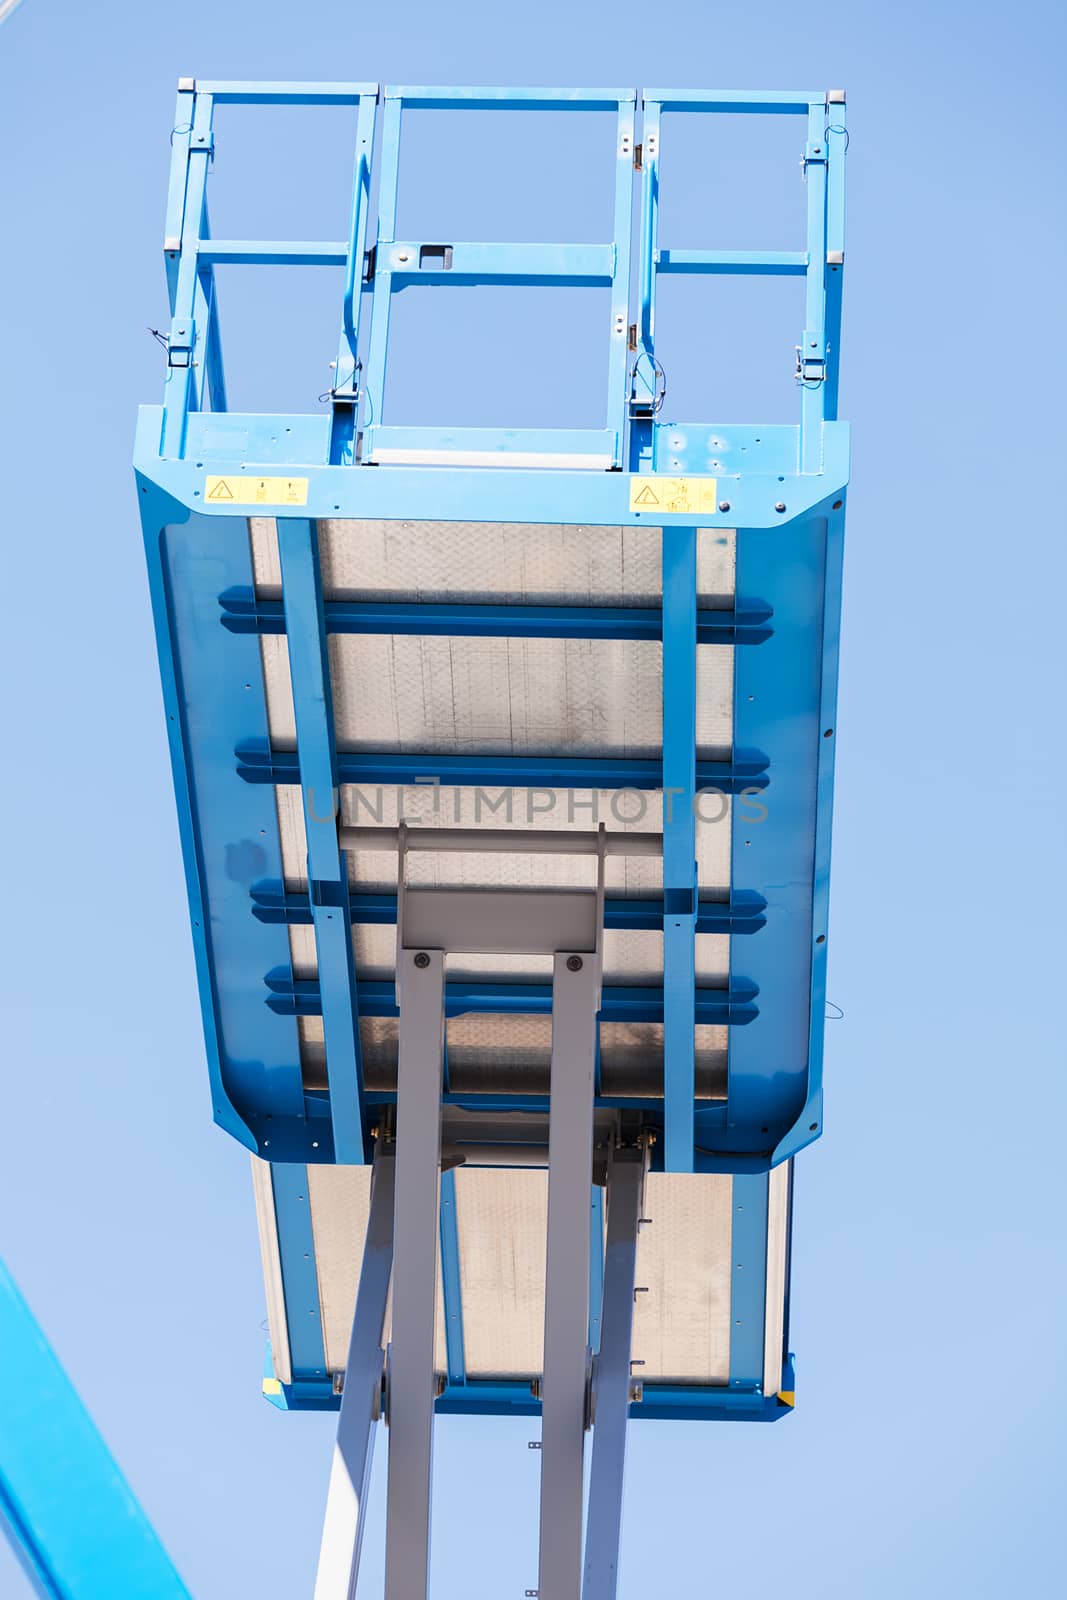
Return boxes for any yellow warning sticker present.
[628,475,718,515]
[204,475,309,507]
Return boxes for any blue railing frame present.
[137,80,848,1421]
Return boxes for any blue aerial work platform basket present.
[130,79,847,1600]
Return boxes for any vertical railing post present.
[607,95,638,466]
[799,98,830,472]
[360,93,402,444]
[161,87,215,458]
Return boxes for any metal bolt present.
[413,951,430,968]
[566,954,583,972]
[718,501,730,512]
[775,502,787,513]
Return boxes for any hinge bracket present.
[795,331,826,384]
[167,317,195,368]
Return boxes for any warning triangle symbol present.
[207,479,234,500]
[633,484,660,506]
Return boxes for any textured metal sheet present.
[630,1173,734,1384]
[313,634,732,760]
[260,628,731,760]
[255,1165,788,1389]
[258,518,737,606]
[305,1163,447,1376]
[455,1169,549,1378]
[255,514,738,1106]
[298,1013,728,1100]
[273,782,732,896]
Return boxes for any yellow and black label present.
[628,475,718,514]
[204,475,309,507]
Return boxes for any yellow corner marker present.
[205,475,309,507]
[262,1378,283,1396]
[628,475,718,515]
[777,1390,795,1407]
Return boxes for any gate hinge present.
[167,316,195,368]
[802,138,827,171]
[363,243,377,283]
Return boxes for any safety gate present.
[136,79,848,1600]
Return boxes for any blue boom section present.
[0,1263,191,1599]
[136,81,847,1423]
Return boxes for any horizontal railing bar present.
[340,826,662,855]
[384,85,635,109]
[381,241,615,285]
[265,971,758,1024]
[197,240,349,266]
[196,82,379,104]
[219,593,773,646]
[236,744,769,792]
[250,886,768,934]
[656,249,808,276]
[643,89,824,112]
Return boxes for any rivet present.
[566,954,583,972]
[718,501,730,512]
[414,951,431,968]
[775,502,787,513]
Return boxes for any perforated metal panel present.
[255,1158,789,1390]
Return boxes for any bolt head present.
[566,954,583,972]
[413,951,431,969]
[718,501,730,512]
[775,502,787,513]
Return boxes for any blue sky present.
[1,1,1065,1595]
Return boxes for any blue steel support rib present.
[276,517,368,1164]
[439,1168,466,1385]
[272,1163,330,1377]
[661,525,698,1172]
[727,1173,770,1388]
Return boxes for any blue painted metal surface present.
[661,524,699,1172]
[0,1262,191,1599]
[438,1169,466,1386]
[136,80,848,1423]
[276,518,368,1164]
